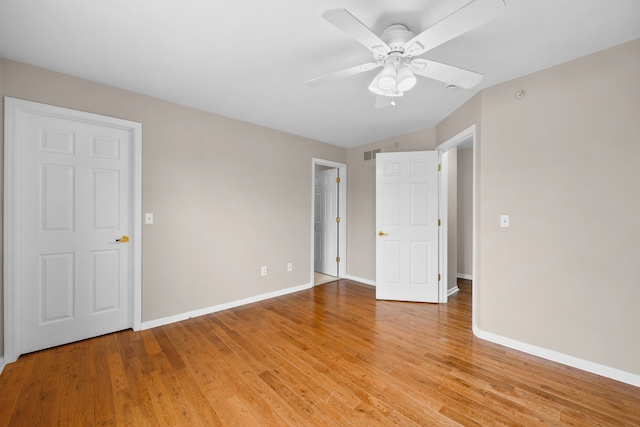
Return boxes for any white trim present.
[3,97,143,364]
[344,275,376,287]
[141,282,313,330]
[447,286,460,297]
[311,158,347,284]
[0,357,4,375]
[474,326,640,388]
[132,119,143,332]
[437,150,449,303]
[457,273,473,280]
[4,98,19,364]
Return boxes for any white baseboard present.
[344,275,376,287]
[447,286,460,297]
[141,282,313,330]
[457,273,473,280]
[0,357,4,375]
[473,326,640,388]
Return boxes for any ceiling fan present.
[306,0,505,108]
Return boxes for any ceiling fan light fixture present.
[396,67,416,91]
[368,71,385,95]
[377,63,397,91]
[369,76,404,97]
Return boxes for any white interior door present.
[16,104,133,354]
[314,168,338,276]
[376,151,439,302]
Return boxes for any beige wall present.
[437,39,640,375]
[0,59,346,339]
[345,128,437,281]
[457,147,473,277]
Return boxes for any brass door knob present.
[378,231,388,237]
[114,235,129,243]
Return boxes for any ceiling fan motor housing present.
[371,24,417,68]
[382,25,416,52]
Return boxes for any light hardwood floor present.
[0,279,638,426]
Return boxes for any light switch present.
[145,213,154,224]
[500,214,510,228]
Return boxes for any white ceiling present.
[1,0,638,148]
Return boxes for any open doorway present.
[311,159,347,286]
[437,125,476,315]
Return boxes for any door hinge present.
[438,164,441,172]
[336,177,341,183]
[438,219,441,226]
[336,256,341,263]
[336,216,341,223]
[438,274,441,281]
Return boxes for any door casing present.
[3,97,143,364]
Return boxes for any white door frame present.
[436,125,477,314]
[311,158,347,284]
[3,97,143,364]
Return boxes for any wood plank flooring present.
[1,279,638,426]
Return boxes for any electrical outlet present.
[145,213,154,224]
[261,266,267,276]
[287,262,293,272]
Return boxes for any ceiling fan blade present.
[306,62,379,87]
[322,9,391,56]
[409,59,483,89]
[403,0,505,57]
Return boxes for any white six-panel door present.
[314,168,339,276]
[9,100,135,356]
[376,151,439,302]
